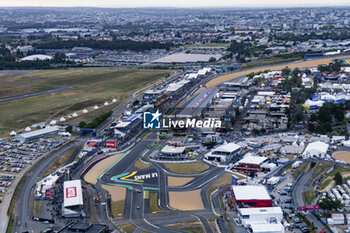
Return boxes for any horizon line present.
[1,4,350,9]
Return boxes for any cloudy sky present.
[0,0,349,8]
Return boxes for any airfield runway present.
[0,85,74,103]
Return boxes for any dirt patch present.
[168,176,194,187]
[84,153,123,184]
[203,55,350,89]
[169,190,204,210]
[101,185,126,202]
[332,151,350,163]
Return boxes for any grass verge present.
[119,223,136,233]
[149,193,164,213]
[167,220,205,233]
[206,173,243,203]
[111,200,125,218]
[41,146,77,177]
[33,200,41,216]
[163,162,209,174]
[134,160,151,170]
[303,188,315,205]
[293,162,308,180]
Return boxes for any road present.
[292,162,329,232]
[13,140,84,233]
[0,85,75,103]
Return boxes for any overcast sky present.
[0,0,350,8]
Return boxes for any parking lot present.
[0,138,65,202]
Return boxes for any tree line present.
[34,39,174,52]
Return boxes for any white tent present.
[94,105,99,110]
[112,98,117,103]
[25,127,31,132]
[104,101,109,106]
[303,141,329,158]
[10,131,16,136]
[72,112,78,117]
[82,109,88,113]
[60,117,66,122]
[49,120,57,125]
[342,140,350,148]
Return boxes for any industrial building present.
[15,126,59,142]
[231,185,272,208]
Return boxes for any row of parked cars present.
[0,138,66,200]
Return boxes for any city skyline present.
[0,0,350,8]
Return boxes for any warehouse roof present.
[239,207,282,216]
[161,145,186,154]
[64,180,83,207]
[238,156,268,165]
[16,126,59,140]
[303,141,329,155]
[214,142,241,153]
[232,185,271,200]
[250,222,284,233]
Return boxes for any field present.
[163,161,209,174]
[0,82,52,99]
[0,69,171,137]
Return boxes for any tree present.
[282,67,291,77]
[53,52,66,63]
[209,57,217,63]
[65,125,72,133]
[79,121,87,128]
[295,105,304,122]
[308,123,315,132]
[335,109,345,122]
[318,197,343,210]
[334,172,343,185]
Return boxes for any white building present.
[302,141,329,158]
[250,222,285,233]
[15,126,59,142]
[160,145,186,156]
[63,180,84,217]
[238,207,283,226]
[19,54,53,61]
[205,142,241,163]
